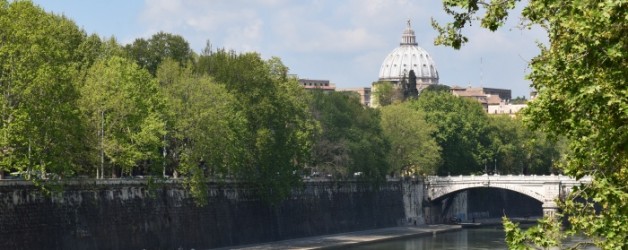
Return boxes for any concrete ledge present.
[213,225,462,250]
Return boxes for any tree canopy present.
[434,0,627,248]
[0,0,88,180]
[80,56,165,178]
[125,32,194,76]
[196,48,318,202]
[411,90,491,175]
[371,81,402,107]
[308,91,390,181]
[380,102,440,176]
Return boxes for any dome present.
[378,20,439,85]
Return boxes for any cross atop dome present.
[400,19,418,46]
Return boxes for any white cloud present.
[224,19,264,52]
[132,0,546,97]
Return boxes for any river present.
[346,227,599,250]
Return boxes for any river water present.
[346,227,598,250]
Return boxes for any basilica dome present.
[378,21,439,85]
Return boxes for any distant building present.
[451,86,491,109]
[451,86,511,102]
[371,20,440,107]
[530,89,538,100]
[338,87,372,106]
[482,87,511,101]
[451,86,526,115]
[298,79,335,92]
[488,102,527,116]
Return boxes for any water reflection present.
[347,227,598,250]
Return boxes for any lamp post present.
[494,158,497,175]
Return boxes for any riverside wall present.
[0,179,422,250]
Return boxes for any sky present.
[33,0,548,98]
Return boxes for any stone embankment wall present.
[0,179,420,250]
[401,179,427,225]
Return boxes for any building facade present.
[298,79,336,92]
[337,87,372,107]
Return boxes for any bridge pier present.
[542,181,561,218]
[542,201,559,218]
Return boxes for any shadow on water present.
[345,227,599,250]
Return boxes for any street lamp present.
[494,158,497,175]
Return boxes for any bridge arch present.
[429,185,545,203]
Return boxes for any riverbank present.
[211,225,462,250]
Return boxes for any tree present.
[487,115,562,175]
[380,102,440,176]
[0,1,89,180]
[308,91,354,178]
[404,70,419,100]
[196,48,317,202]
[308,91,390,180]
[371,81,402,107]
[76,35,126,74]
[411,90,491,175]
[434,0,627,248]
[511,96,527,104]
[79,56,165,178]
[156,59,246,205]
[125,32,194,76]
[423,84,451,93]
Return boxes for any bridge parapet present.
[427,174,588,182]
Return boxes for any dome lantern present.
[400,19,418,46]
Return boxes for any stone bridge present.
[425,174,592,216]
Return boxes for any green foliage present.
[561,178,628,249]
[432,0,518,49]
[0,3,315,204]
[0,1,88,179]
[308,91,355,177]
[308,91,390,180]
[423,84,451,93]
[156,59,246,205]
[503,216,562,250]
[487,116,561,175]
[412,91,491,175]
[79,56,165,177]
[125,32,194,76]
[371,81,402,107]
[380,102,441,176]
[511,96,527,104]
[197,49,317,203]
[435,0,628,248]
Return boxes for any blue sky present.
[33,0,547,98]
